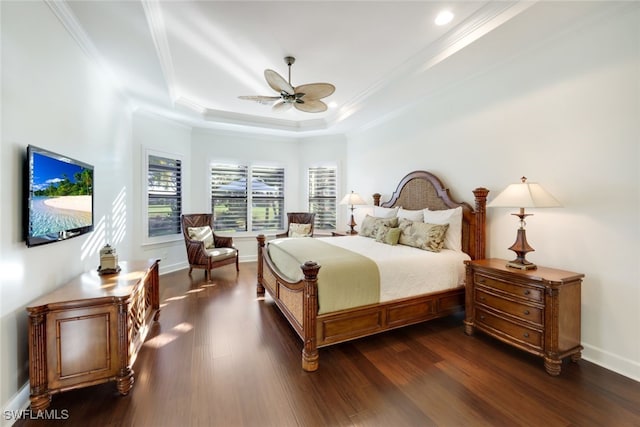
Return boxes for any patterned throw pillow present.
[188,226,214,249]
[375,226,401,245]
[288,223,312,237]
[398,219,449,252]
[359,215,399,238]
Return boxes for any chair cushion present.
[205,247,237,262]
[188,226,214,249]
[288,223,312,237]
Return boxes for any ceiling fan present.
[239,56,335,113]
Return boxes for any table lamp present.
[340,191,366,234]
[488,177,561,270]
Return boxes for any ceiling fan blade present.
[294,99,328,113]
[238,95,281,105]
[272,100,293,112]
[294,83,335,101]
[265,69,294,94]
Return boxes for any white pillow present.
[398,207,424,222]
[188,226,214,249]
[373,206,399,218]
[423,207,463,252]
[288,223,312,237]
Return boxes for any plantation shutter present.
[251,166,285,232]
[147,155,182,237]
[308,166,337,230]
[211,164,249,232]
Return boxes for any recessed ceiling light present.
[435,10,454,26]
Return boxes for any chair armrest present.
[213,234,234,248]
[185,238,210,265]
[275,232,287,238]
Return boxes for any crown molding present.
[141,0,178,104]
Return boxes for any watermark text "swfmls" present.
[3,409,69,421]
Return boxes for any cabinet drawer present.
[474,273,542,303]
[475,289,543,326]
[475,308,542,350]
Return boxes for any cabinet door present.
[46,304,119,390]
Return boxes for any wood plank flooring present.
[14,262,640,426]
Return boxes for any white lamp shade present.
[488,180,561,208]
[340,191,366,206]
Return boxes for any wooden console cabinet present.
[464,259,584,375]
[26,260,160,410]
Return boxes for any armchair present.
[276,212,316,238]
[181,214,239,279]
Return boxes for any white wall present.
[346,5,639,380]
[0,1,135,418]
[131,112,192,273]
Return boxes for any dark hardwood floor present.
[15,262,640,426]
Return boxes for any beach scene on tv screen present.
[30,152,93,237]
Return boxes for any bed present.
[256,170,489,371]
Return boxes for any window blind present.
[147,155,182,237]
[308,166,337,230]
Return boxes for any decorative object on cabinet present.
[339,190,366,235]
[487,177,561,270]
[464,258,584,376]
[26,260,160,410]
[98,243,120,274]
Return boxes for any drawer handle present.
[524,290,531,295]
[478,278,486,284]
[479,296,485,301]
[523,332,530,338]
[480,315,485,320]
[524,310,530,315]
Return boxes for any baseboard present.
[2,382,30,427]
[582,343,640,383]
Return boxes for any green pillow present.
[398,219,449,252]
[376,226,401,245]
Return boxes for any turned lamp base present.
[506,213,537,270]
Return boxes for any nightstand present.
[464,259,584,376]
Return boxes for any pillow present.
[359,215,399,238]
[398,219,449,252]
[188,226,214,249]
[398,207,424,222]
[375,226,401,245]
[373,206,399,218]
[288,223,312,237]
[423,207,463,252]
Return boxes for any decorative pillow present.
[188,226,214,249]
[375,226,401,246]
[398,207,424,222]
[288,223,312,237]
[398,219,449,252]
[359,215,399,238]
[423,207,463,251]
[373,206,399,218]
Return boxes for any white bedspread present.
[316,236,469,302]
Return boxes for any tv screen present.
[25,145,94,247]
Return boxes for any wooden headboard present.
[372,170,488,260]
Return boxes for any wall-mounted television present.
[25,145,94,247]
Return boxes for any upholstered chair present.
[181,214,239,279]
[276,212,316,238]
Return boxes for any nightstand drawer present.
[474,273,543,303]
[475,308,542,350]
[475,289,543,326]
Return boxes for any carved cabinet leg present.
[28,309,51,410]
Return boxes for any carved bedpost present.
[372,193,381,207]
[473,187,489,260]
[301,261,321,372]
[256,235,265,296]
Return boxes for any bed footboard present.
[257,235,321,371]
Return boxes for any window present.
[211,164,284,233]
[308,166,337,230]
[146,153,182,239]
